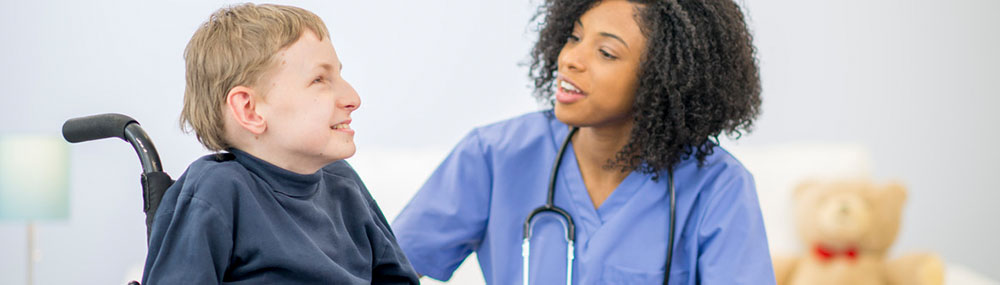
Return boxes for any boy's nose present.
[339,83,361,111]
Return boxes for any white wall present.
[740,0,1000,281]
[0,0,997,284]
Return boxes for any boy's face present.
[256,31,360,173]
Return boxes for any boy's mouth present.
[331,119,353,134]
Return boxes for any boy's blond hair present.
[181,3,330,151]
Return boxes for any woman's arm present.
[390,129,493,281]
[695,168,776,284]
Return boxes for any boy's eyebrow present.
[316,62,343,72]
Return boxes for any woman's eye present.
[567,34,580,42]
[599,49,617,60]
[312,77,324,84]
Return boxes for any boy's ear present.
[226,86,266,135]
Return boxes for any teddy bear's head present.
[793,179,907,257]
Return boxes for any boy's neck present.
[235,145,328,175]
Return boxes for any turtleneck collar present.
[227,148,322,198]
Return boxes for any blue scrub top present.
[392,111,775,284]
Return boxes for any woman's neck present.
[572,119,634,209]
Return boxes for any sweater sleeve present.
[142,173,236,284]
[370,219,421,285]
[343,161,420,284]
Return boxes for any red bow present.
[813,244,858,261]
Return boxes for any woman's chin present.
[553,105,586,127]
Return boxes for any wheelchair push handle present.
[61,113,175,257]
[62,113,138,143]
[62,113,163,174]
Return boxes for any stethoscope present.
[522,127,677,285]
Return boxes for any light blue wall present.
[1,0,997,284]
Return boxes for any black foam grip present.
[141,171,174,241]
[62,113,138,143]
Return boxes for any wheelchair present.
[62,113,173,285]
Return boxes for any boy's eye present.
[312,76,324,84]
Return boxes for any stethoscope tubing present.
[521,127,677,285]
[523,127,577,285]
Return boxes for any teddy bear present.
[772,179,944,285]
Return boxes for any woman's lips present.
[555,78,586,104]
[556,87,586,104]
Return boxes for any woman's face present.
[554,0,647,129]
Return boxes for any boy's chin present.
[324,145,357,161]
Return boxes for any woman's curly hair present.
[530,0,761,177]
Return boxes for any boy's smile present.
[331,119,354,135]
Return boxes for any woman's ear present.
[226,86,266,135]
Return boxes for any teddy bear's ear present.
[793,179,821,199]
[881,181,908,205]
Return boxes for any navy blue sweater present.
[142,149,418,284]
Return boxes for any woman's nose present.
[559,45,586,73]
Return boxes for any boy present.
[142,3,419,284]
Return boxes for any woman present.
[392,0,772,283]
